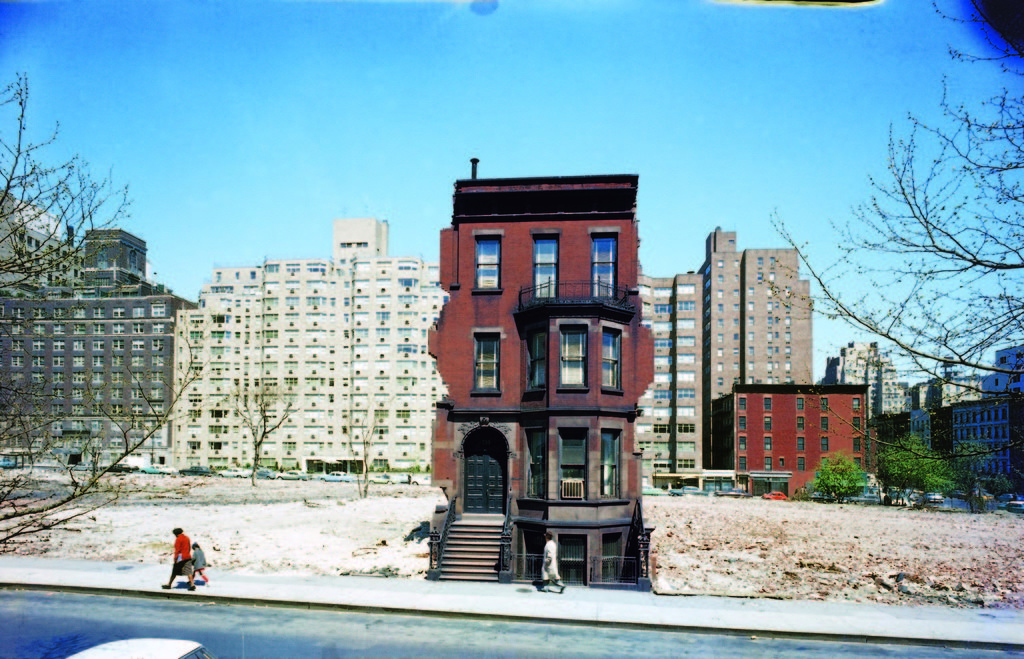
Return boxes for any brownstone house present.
[427,168,654,588]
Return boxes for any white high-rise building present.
[173,218,445,473]
[822,341,904,417]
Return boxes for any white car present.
[219,468,249,478]
[68,638,217,658]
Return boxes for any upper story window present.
[560,327,587,387]
[473,334,500,391]
[528,330,547,389]
[475,238,501,289]
[591,236,617,296]
[602,329,621,389]
[533,238,558,297]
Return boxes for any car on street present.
[68,638,218,659]
[924,492,944,505]
[0,457,18,469]
[179,466,215,477]
[369,472,394,484]
[315,471,357,482]
[219,468,249,478]
[761,491,788,501]
[810,491,836,503]
[279,470,311,481]
[642,486,667,496]
[716,488,751,498]
[998,493,1022,503]
[669,486,706,496]
[392,473,427,485]
[1005,502,1024,515]
[106,463,139,473]
[140,465,178,475]
[255,469,280,480]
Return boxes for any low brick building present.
[711,384,869,495]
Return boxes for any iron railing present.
[514,553,588,586]
[499,490,513,577]
[590,557,639,585]
[628,498,653,583]
[428,495,458,573]
[517,281,634,311]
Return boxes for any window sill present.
[470,388,502,397]
[471,288,503,295]
[556,386,589,394]
[601,387,624,396]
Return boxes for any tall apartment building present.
[822,341,904,417]
[636,228,813,490]
[1,229,194,468]
[173,219,445,473]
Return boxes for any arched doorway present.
[463,428,507,514]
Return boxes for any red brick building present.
[427,169,654,588]
[711,384,869,495]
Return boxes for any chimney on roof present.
[470,158,479,180]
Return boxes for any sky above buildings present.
[0,0,1012,379]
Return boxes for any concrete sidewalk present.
[0,556,1022,651]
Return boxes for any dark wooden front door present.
[464,431,506,514]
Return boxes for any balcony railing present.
[517,281,633,311]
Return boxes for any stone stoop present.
[438,514,505,582]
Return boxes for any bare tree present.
[0,74,200,551]
[229,383,293,486]
[0,74,129,291]
[776,2,1023,466]
[0,334,201,550]
[347,397,391,499]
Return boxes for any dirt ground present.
[646,495,1024,609]
[6,474,1024,608]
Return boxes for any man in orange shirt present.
[162,527,195,591]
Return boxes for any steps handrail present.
[429,495,458,572]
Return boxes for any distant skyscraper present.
[821,341,903,417]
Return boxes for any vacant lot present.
[7,474,1023,607]
[647,495,1024,608]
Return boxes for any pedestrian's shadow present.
[531,580,545,592]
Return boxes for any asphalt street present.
[1,591,1021,659]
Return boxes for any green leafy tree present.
[812,453,865,503]
[876,435,952,501]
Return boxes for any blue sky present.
[0,0,1010,379]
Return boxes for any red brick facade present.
[428,173,653,586]
[711,384,869,495]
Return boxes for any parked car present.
[924,492,944,505]
[0,457,18,469]
[810,492,836,503]
[369,472,394,484]
[179,466,215,477]
[68,638,218,659]
[106,463,139,473]
[669,486,707,497]
[140,465,177,475]
[255,469,280,480]
[761,491,788,501]
[642,486,667,496]
[716,488,751,498]
[279,470,311,481]
[219,468,249,478]
[392,473,426,485]
[1005,502,1024,515]
[997,493,1022,503]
